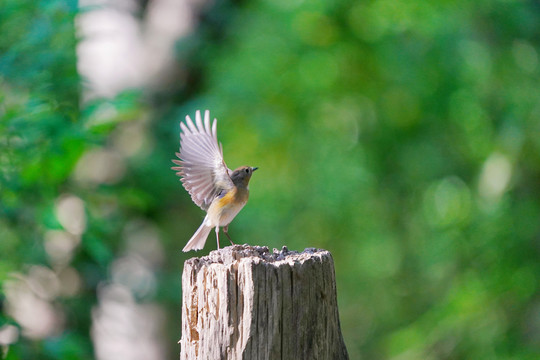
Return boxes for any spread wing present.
[172,110,233,211]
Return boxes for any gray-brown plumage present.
[172,110,257,252]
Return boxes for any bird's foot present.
[223,226,235,246]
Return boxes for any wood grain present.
[180,245,349,360]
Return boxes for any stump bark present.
[180,245,349,360]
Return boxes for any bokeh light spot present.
[55,194,87,235]
[293,11,338,47]
[478,152,512,203]
[512,40,538,73]
[4,273,63,339]
[424,177,472,228]
[74,148,126,186]
[44,230,81,266]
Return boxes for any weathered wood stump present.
[180,244,349,360]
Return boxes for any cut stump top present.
[184,244,330,267]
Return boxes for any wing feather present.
[172,110,233,210]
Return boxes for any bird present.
[172,110,258,252]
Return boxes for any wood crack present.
[179,244,349,360]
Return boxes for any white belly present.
[205,198,247,227]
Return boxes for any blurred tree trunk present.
[180,245,349,360]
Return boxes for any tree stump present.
[180,244,349,360]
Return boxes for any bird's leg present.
[215,226,220,250]
[223,225,235,245]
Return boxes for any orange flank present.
[216,187,249,209]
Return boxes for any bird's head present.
[231,166,258,187]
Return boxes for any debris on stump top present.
[185,244,330,267]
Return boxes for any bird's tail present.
[182,221,212,252]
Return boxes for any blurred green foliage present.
[1,0,540,359]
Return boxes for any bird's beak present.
[252,167,259,172]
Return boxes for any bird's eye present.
[245,168,250,173]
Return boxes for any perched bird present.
[172,110,258,252]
